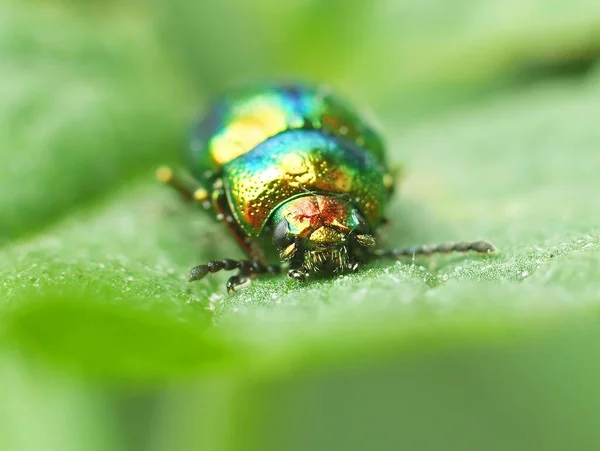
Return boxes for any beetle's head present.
[270,194,376,279]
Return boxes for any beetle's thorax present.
[280,194,353,234]
[271,194,375,274]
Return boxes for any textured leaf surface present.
[2,1,600,450]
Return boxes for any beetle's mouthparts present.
[304,246,354,273]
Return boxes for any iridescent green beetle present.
[158,84,494,291]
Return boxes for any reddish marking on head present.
[289,195,347,234]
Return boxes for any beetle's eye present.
[352,210,370,234]
[273,219,294,249]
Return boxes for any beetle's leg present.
[156,166,210,207]
[188,259,282,293]
[287,268,308,282]
[374,240,496,259]
[158,169,273,289]
[225,262,282,293]
[178,180,270,291]
[211,185,268,263]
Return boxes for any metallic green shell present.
[186,84,385,181]
[222,130,387,236]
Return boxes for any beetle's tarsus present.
[288,268,308,282]
[226,275,247,293]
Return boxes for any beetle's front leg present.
[188,258,282,293]
[285,250,308,282]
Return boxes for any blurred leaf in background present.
[1,0,600,450]
[0,0,189,243]
[152,0,600,117]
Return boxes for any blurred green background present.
[2,0,600,450]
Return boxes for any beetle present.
[157,84,494,292]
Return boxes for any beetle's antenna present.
[374,240,496,259]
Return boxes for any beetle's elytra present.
[157,84,494,292]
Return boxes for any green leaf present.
[149,0,600,117]
[0,355,121,451]
[3,78,599,376]
[0,184,232,380]
[0,0,189,243]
